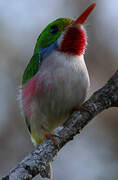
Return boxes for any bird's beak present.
[73,3,96,25]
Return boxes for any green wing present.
[22,53,42,134]
[22,53,41,85]
[25,117,31,133]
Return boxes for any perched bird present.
[19,3,96,146]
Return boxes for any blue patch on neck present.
[38,41,58,63]
[33,41,58,66]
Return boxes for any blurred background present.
[0,0,118,179]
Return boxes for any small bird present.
[19,3,96,146]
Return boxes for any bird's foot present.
[44,131,59,146]
[73,105,89,112]
[73,104,92,119]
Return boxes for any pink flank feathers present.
[22,71,53,118]
[22,73,38,118]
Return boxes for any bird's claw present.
[44,131,59,147]
[74,105,89,112]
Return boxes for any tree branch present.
[1,70,118,180]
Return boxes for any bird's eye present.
[50,25,58,34]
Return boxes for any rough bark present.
[1,70,118,180]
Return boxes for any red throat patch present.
[59,26,87,56]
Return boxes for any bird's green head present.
[22,3,96,85]
[34,18,73,53]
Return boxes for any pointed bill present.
[73,3,96,25]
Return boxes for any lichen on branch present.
[1,70,118,180]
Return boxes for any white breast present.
[39,50,90,114]
[29,50,90,141]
